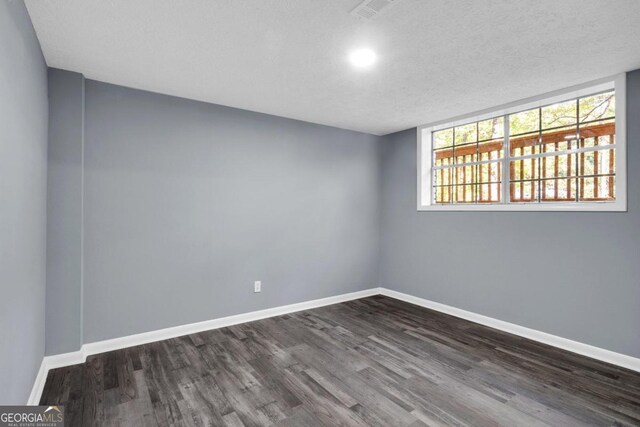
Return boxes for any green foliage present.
[433,91,614,148]
[432,91,616,204]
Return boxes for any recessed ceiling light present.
[349,48,377,68]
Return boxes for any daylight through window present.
[419,79,626,211]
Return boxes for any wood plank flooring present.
[40,295,640,426]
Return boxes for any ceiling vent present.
[350,0,401,20]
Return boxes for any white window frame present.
[417,74,627,212]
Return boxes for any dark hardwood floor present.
[40,295,640,426]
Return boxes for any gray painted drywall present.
[380,70,640,358]
[0,0,48,404]
[80,79,381,343]
[45,69,84,355]
[44,65,639,362]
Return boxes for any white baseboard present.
[32,285,640,405]
[80,287,381,357]
[29,287,381,404]
[27,360,47,405]
[379,287,640,373]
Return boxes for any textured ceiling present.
[25,0,640,135]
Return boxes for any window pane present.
[541,126,578,152]
[455,123,477,145]
[541,178,577,202]
[538,153,575,182]
[475,161,502,203]
[478,139,503,160]
[433,128,453,149]
[455,184,476,203]
[454,143,477,163]
[595,148,616,176]
[509,132,540,157]
[578,148,616,176]
[509,108,539,136]
[580,176,615,201]
[425,85,618,208]
[510,180,539,202]
[477,161,501,184]
[478,183,501,203]
[580,91,615,123]
[454,164,476,186]
[433,166,453,187]
[580,119,615,146]
[478,117,504,141]
[434,164,489,204]
[582,151,596,176]
[510,158,540,181]
[541,100,577,129]
[545,153,576,179]
[434,185,453,204]
[434,147,454,167]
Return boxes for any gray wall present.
[380,70,640,358]
[0,0,48,403]
[45,69,84,355]
[79,79,381,343]
[45,68,640,361]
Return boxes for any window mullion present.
[420,77,624,211]
[502,114,510,204]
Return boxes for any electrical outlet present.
[254,281,261,293]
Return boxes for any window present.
[418,76,626,211]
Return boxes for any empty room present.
[2,0,640,425]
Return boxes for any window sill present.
[417,202,627,212]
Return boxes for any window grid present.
[431,90,616,206]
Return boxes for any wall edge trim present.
[27,360,47,405]
[32,286,640,404]
[29,287,382,404]
[379,287,640,373]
